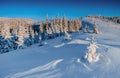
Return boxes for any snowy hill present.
[0,17,120,78]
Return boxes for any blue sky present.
[0,0,119,20]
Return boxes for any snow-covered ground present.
[0,17,120,78]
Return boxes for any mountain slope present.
[0,17,120,78]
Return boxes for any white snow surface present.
[0,17,120,78]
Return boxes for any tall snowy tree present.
[55,15,60,35]
[74,18,81,31]
[16,25,26,49]
[62,15,68,32]
[68,19,75,32]
[0,23,17,53]
[59,17,64,33]
[1,23,11,39]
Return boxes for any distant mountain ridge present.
[87,15,120,24]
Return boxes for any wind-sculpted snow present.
[6,59,63,78]
[67,39,89,45]
[54,43,65,48]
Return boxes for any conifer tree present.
[59,17,64,33]
[17,25,25,49]
[55,15,60,35]
[63,15,68,32]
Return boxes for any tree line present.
[0,16,82,53]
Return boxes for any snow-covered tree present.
[64,27,71,40]
[16,25,26,49]
[55,15,61,35]
[74,19,80,32]
[0,23,18,53]
[83,24,88,33]
[59,17,64,33]
[39,22,44,34]
[0,35,6,53]
[68,19,75,32]
[77,19,82,30]
[84,36,100,63]
[29,25,34,45]
[93,23,99,34]
[38,35,43,46]
[1,23,12,52]
[63,16,68,32]
[1,23,11,39]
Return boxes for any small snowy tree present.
[93,23,99,34]
[64,27,71,40]
[38,35,43,46]
[83,24,88,33]
[84,36,100,63]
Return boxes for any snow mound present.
[76,58,92,71]
[67,39,88,45]
[6,59,63,78]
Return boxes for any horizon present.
[0,0,120,20]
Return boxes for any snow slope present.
[0,17,120,78]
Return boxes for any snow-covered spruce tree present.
[0,23,16,53]
[47,25,53,39]
[0,20,18,53]
[59,17,64,34]
[62,15,68,32]
[45,16,53,39]
[1,23,11,39]
[77,19,82,30]
[16,25,26,49]
[68,19,75,32]
[93,23,99,34]
[84,36,100,63]
[39,22,45,40]
[24,24,32,47]
[29,25,35,45]
[0,35,5,53]
[50,20,56,38]
[44,14,52,39]
[55,15,61,36]
[51,18,58,37]
[74,19,80,32]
